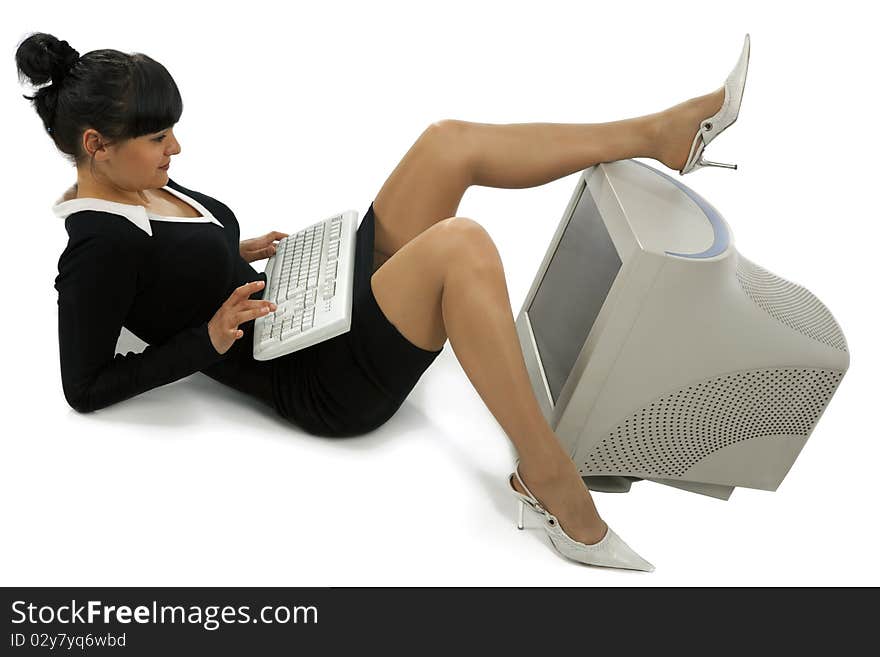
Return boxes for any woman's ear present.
[82,128,111,161]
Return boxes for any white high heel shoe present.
[507,460,655,572]
[679,33,751,175]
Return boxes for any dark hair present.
[15,32,183,166]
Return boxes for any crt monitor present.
[515,159,849,500]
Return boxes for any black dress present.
[202,202,445,437]
[53,179,443,434]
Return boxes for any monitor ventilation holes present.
[584,368,844,479]
[735,255,848,352]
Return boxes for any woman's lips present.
[159,163,170,170]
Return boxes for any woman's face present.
[89,126,182,191]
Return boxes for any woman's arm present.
[55,233,227,413]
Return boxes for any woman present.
[16,32,750,572]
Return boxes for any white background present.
[2,0,877,586]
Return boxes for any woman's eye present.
[154,135,166,142]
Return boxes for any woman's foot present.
[512,459,609,545]
[653,87,725,172]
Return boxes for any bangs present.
[125,53,183,138]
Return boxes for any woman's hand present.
[207,280,277,355]
[240,231,289,264]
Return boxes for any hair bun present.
[15,32,80,86]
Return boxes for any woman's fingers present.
[232,279,265,301]
[218,282,279,341]
[209,281,273,353]
[233,300,277,325]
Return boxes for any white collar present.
[52,183,225,237]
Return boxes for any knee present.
[435,217,503,276]
[426,118,469,140]
[423,119,473,170]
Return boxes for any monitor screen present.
[527,180,622,405]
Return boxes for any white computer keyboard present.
[252,209,359,361]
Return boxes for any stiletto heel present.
[507,459,655,572]
[680,33,751,175]
[697,156,738,170]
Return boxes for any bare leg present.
[464,89,724,188]
[369,88,726,544]
[372,87,724,260]
[372,217,606,544]
[465,116,659,189]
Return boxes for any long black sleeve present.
[55,232,227,413]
